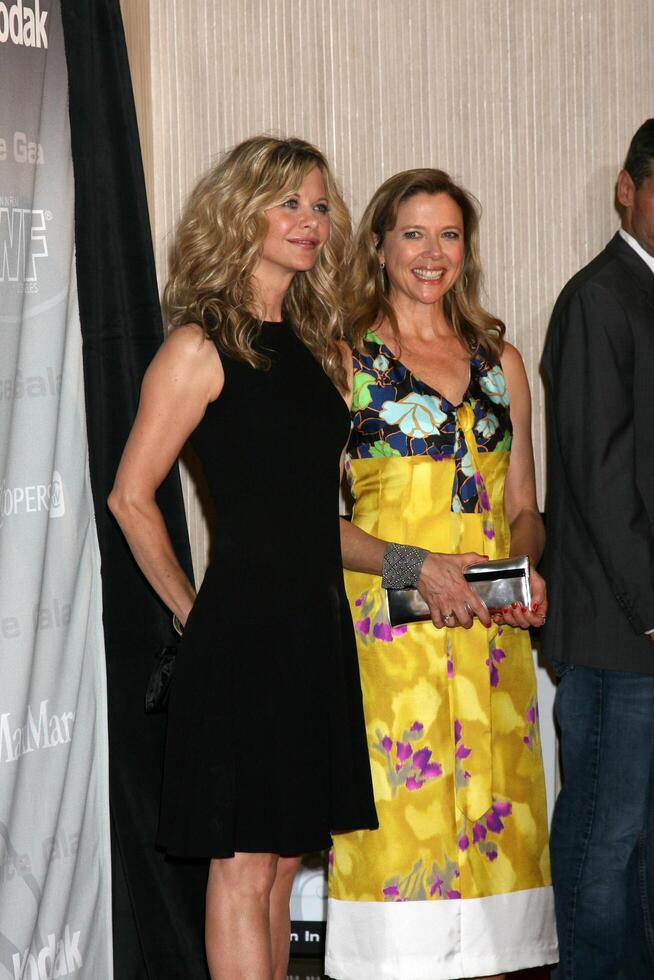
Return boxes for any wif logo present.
[0,1,48,48]
[0,207,48,283]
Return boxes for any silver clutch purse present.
[385,555,531,627]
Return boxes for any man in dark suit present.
[541,119,654,979]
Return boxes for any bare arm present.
[498,342,547,628]
[108,325,223,626]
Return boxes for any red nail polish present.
[532,602,539,611]
[503,607,509,614]
[511,602,518,609]
[521,606,528,612]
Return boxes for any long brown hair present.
[346,168,505,362]
[164,135,351,391]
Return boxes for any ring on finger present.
[463,601,473,617]
[443,612,453,625]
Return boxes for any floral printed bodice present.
[348,330,512,515]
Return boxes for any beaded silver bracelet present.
[381,542,429,590]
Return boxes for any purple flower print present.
[373,622,393,642]
[353,589,405,646]
[383,860,428,902]
[458,834,469,851]
[427,857,460,901]
[406,776,424,791]
[493,801,512,816]
[375,724,442,795]
[446,635,454,679]
[422,762,443,780]
[454,719,473,787]
[328,850,334,872]
[472,821,487,843]
[429,876,444,897]
[461,799,513,862]
[410,747,442,781]
[524,697,539,751]
[412,747,432,771]
[473,473,492,512]
[485,810,504,833]
[484,801,512,833]
[493,646,506,664]
[486,642,506,688]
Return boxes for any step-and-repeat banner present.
[0,2,112,978]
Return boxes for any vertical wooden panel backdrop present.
[123,0,653,588]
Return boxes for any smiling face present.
[379,192,465,308]
[256,166,330,281]
[618,165,654,256]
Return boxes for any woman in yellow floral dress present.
[326,170,558,980]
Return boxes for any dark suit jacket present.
[541,232,654,674]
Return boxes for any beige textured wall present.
[126,0,654,584]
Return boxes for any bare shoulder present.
[150,324,224,401]
[500,340,525,373]
[163,323,217,363]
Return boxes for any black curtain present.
[60,2,208,976]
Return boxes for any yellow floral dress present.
[326,333,557,980]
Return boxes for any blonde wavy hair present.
[164,135,351,391]
[346,169,505,363]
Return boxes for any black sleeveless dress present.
[157,322,378,858]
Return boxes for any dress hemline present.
[325,885,558,980]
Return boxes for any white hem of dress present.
[325,886,558,980]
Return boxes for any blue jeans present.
[550,663,654,980]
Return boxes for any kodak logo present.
[0,1,48,49]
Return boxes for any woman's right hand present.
[417,552,492,629]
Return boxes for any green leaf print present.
[368,439,400,458]
[352,371,374,411]
[495,429,512,451]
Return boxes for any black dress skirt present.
[156,322,378,858]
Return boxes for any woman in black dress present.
[109,136,377,980]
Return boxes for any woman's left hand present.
[491,567,547,630]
